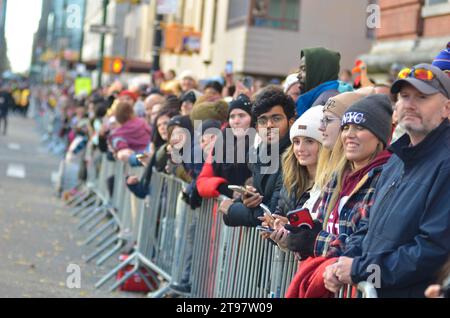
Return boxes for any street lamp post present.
[97,0,110,88]
[151,13,164,74]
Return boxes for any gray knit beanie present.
[341,94,393,146]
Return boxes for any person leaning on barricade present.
[219,86,295,227]
[259,89,378,251]
[108,102,151,162]
[258,106,324,249]
[181,99,229,208]
[196,94,254,200]
[165,115,200,184]
[126,109,178,199]
[315,87,377,190]
[324,64,450,298]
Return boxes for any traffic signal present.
[103,57,125,74]
[112,58,125,74]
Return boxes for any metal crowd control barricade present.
[336,282,378,298]
[82,155,119,246]
[76,151,108,228]
[94,164,145,266]
[84,160,128,263]
[78,153,116,235]
[94,171,168,290]
[190,196,298,298]
[95,171,198,294]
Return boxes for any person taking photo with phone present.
[259,106,324,248]
[219,86,295,227]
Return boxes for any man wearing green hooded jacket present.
[296,47,341,117]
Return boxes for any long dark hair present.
[153,109,179,149]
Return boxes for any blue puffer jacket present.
[347,119,450,298]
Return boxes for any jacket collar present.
[257,132,291,159]
[390,119,449,165]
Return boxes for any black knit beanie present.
[228,94,252,118]
[341,94,393,146]
[167,115,194,134]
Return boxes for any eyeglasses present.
[257,114,286,126]
[398,68,436,81]
[320,115,340,127]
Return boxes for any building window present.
[422,0,450,17]
[250,0,299,31]
[227,0,250,29]
[426,0,448,5]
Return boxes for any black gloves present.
[182,185,203,210]
[285,220,322,260]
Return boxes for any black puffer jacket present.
[274,186,310,217]
[223,134,291,227]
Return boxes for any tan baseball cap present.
[323,87,376,118]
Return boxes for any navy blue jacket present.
[347,119,450,298]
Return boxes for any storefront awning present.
[360,36,449,72]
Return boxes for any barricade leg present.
[94,225,119,247]
[96,239,125,266]
[71,195,97,217]
[94,251,138,289]
[77,201,100,220]
[147,282,171,298]
[107,263,140,292]
[83,218,116,246]
[85,211,111,232]
[84,235,119,263]
[77,206,105,230]
[66,189,90,208]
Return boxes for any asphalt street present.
[0,114,139,298]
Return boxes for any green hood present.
[301,47,341,92]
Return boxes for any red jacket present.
[196,149,227,198]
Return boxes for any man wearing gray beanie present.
[325,63,450,298]
[340,94,393,146]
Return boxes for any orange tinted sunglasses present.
[398,68,435,81]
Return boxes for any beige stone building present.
[83,0,374,83]
[160,0,374,80]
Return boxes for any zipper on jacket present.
[371,170,404,232]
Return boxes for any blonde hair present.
[315,138,345,190]
[323,138,384,226]
[282,141,322,199]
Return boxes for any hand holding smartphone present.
[136,153,148,160]
[256,225,274,233]
[287,208,314,229]
[228,185,257,197]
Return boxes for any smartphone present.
[228,185,257,197]
[287,208,314,229]
[225,61,233,75]
[136,154,148,160]
[242,76,254,90]
[256,225,274,233]
[259,203,272,217]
